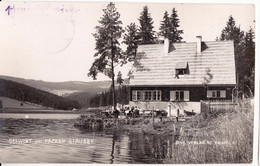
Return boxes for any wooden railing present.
[200,100,238,113]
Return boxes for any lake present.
[0,113,175,164]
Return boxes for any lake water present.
[0,113,175,164]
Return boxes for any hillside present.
[0,75,114,96]
[0,75,130,109]
[0,78,80,110]
[0,96,44,109]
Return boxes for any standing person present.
[114,108,119,118]
[134,106,139,117]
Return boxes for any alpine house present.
[128,36,236,116]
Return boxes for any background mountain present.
[0,75,130,109]
[0,75,116,96]
[0,78,80,110]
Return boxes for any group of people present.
[123,106,140,117]
[113,106,140,117]
[112,106,182,122]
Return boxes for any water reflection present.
[126,133,174,164]
[0,114,177,163]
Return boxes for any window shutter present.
[170,91,176,101]
[207,90,212,98]
[220,90,226,98]
[184,91,189,101]
[141,91,145,100]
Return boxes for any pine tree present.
[169,8,183,42]
[159,8,183,43]
[116,71,124,85]
[243,27,255,76]
[138,6,156,44]
[241,27,255,96]
[159,11,171,38]
[99,93,104,106]
[220,16,244,67]
[88,2,123,112]
[117,85,122,104]
[121,85,129,105]
[116,71,123,105]
[123,23,140,62]
[106,87,113,106]
[219,16,244,93]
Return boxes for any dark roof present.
[129,41,236,86]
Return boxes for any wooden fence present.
[200,100,238,113]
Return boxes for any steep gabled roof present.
[129,41,236,86]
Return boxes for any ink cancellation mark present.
[5,5,14,15]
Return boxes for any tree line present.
[65,73,128,108]
[64,84,129,108]
[0,79,80,110]
[219,16,255,97]
[88,85,129,108]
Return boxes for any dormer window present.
[177,69,187,75]
[175,62,189,78]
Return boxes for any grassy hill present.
[0,78,80,110]
[0,96,44,109]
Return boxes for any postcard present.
[0,1,256,164]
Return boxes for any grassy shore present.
[164,99,254,163]
[74,98,254,163]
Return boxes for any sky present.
[0,1,255,82]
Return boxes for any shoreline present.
[74,115,186,135]
[0,108,78,114]
[0,107,102,114]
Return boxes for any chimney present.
[164,38,170,54]
[196,36,202,54]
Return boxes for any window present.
[157,91,161,101]
[176,69,187,75]
[170,90,189,101]
[217,91,221,98]
[153,91,157,100]
[132,90,137,101]
[132,90,143,101]
[137,91,141,100]
[176,91,184,101]
[212,91,216,97]
[132,90,161,101]
[207,90,226,98]
[144,91,152,101]
[152,91,161,101]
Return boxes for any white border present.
[1,0,259,166]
